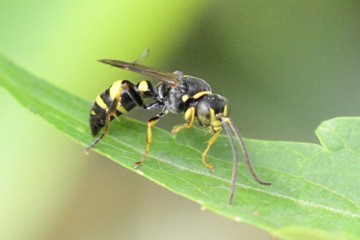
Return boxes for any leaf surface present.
[1,55,359,240]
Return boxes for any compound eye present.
[196,100,212,127]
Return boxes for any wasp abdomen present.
[89,80,138,136]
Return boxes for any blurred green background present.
[1,1,360,239]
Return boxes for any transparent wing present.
[98,59,180,86]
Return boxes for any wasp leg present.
[117,80,157,109]
[201,130,221,172]
[171,107,195,135]
[86,81,146,153]
[134,108,168,168]
[123,81,147,108]
[85,98,120,153]
[145,101,164,111]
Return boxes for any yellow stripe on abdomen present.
[109,80,124,99]
[95,95,108,112]
[116,104,128,114]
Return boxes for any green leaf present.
[1,54,359,240]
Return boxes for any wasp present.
[86,51,270,204]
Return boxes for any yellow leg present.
[134,109,167,168]
[201,130,221,172]
[171,107,195,135]
[85,103,119,154]
[134,119,157,168]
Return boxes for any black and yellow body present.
[86,53,271,204]
[89,80,158,136]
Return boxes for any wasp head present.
[196,94,230,132]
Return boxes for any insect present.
[85,51,271,204]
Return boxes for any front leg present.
[201,130,221,172]
[171,107,195,135]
